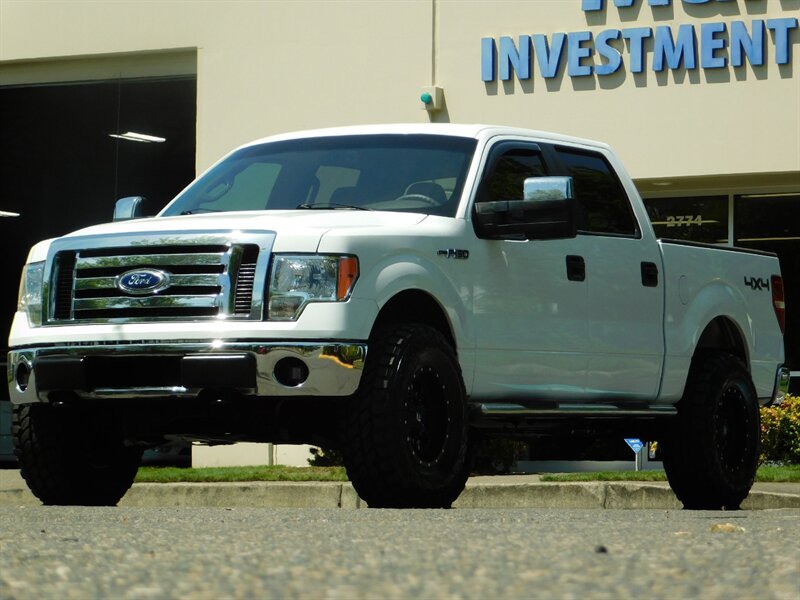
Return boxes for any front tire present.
[13,404,142,506]
[661,351,760,510]
[341,324,469,508]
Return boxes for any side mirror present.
[113,196,150,222]
[473,176,577,240]
[523,176,574,203]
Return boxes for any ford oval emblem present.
[116,268,170,295]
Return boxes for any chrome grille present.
[52,251,76,320]
[233,246,258,316]
[49,240,265,322]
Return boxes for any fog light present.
[273,357,309,388]
[16,362,31,392]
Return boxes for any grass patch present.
[135,465,348,483]
[135,464,800,484]
[755,464,800,482]
[540,465,800,483]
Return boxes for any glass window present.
[644,195,729,244]
[195,162,282,212]
[735,194,800,243]
[478,148,547,203]
[164,134,477,217]
[555,148,637,236]
[315,165,361,204]
[735,193,800,372]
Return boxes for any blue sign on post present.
[625,438,645,454]
[625,438,646,471]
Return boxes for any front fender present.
[368,253,473,351]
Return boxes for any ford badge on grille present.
[116,268,170,295]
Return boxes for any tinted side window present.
[478,148,547,203]
[555,148,637,236]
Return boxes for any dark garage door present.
[0,77,196,370]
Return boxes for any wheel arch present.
[695,316,749,369]
[661,313,756,404]
[371,289,455,348]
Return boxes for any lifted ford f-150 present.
[8,124,789,508]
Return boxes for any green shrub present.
[760,394,800,465]
[308,446,344,467]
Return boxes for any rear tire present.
[661,351,760,510]
[341,324,469,508]
[13,404,142,506]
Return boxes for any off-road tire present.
[341,323,469,508]
[661,351,760,510]
[13,404,142,506]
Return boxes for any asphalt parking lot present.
[1,505,798,599]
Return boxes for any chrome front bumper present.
[8,341,367,404]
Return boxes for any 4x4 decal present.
[744,276,770,291]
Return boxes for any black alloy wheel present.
[341,323,469,508]
[13,403,142,506]
[661,351,760,510]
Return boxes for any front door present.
[470,141,589,402]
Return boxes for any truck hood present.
[59,210,428,250]
[24,210,434,263]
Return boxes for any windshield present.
[162,134,478,218]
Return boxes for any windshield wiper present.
[180,208,219,215]
[296,203,371,211]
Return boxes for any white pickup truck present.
[8,124,789,509]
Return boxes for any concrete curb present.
[453,482,800,510]
[453,482,685,509]
[121,481,364,509]
[2,475,798,510]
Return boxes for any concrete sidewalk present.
[2,469,799,509]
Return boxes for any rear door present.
[552,146,664,401]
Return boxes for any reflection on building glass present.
[735,193,800,373]
[643,196,728,243]
[735,194,800,242]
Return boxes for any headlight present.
[268,255,359,321]
[18,261,45,327]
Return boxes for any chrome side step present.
[475,403,677,418]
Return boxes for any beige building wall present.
[438,0,799,182]
[0,0,435,173]
[191,442,312,468]
[2,0,797,182]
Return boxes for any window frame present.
[474,141,549,205]
[551,144,641,239]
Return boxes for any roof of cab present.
[240,123,611,151]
